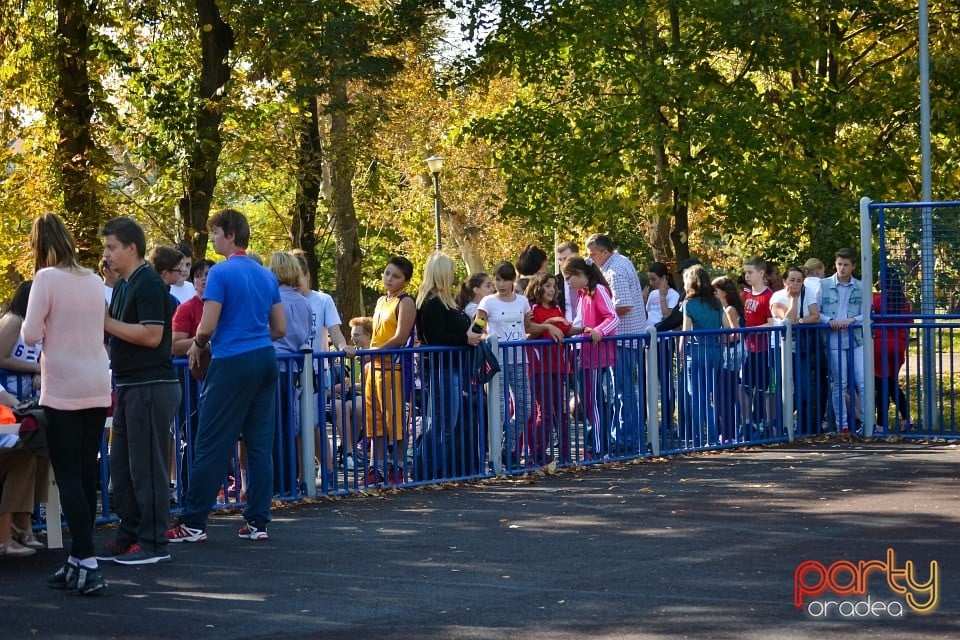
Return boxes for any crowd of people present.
[0,212,916,599]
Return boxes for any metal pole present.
[919,0,937,431]
[781,320,795,442]
[299,345,316,498]
[859,197,875,437]
[486,336,503,476]
[646,326,660,456]
[432,172,442,252]
[920,0,931,202]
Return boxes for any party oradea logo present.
[794,548,939,619]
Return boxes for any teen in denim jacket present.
[818,248,865,432]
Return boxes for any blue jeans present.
[684,342,721,446]
[827,344,865,430]
[416,358,469,480]
[179,347,279,529]
[495,360,533,464]
[609,343,644,454]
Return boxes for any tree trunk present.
[178,0,233,259]
[446,205,484,274]
[327,64,364,322]
[670,187,690,269]
[290,96,323,288]
[647,137,675,266]
[55,0,100,267]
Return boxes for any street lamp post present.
[426,155,444,252]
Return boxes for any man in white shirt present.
[556,241,580,322]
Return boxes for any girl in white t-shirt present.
[456,272,494,319]
[645,262,680,327]
[477,262,562,469]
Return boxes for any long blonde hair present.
[31,213,83,272]
[417,252,457,310]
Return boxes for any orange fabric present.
[0,405,14,424]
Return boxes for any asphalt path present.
[2,440,958,639]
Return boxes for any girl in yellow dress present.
[364,256,416,485]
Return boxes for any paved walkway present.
[2,441,958,639]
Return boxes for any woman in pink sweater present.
[561,257,619,460]
[22,213,112,596]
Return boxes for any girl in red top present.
[872,271,912,432]
[525,273,575,465]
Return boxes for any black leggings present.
[874,376,909,426]
[43,407,107,560]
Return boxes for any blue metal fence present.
[7,314,960,534]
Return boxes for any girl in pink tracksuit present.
[561,257,619,459]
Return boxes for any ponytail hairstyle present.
[562,256,610,294]
[456,272,490,310]
[647,261,676,290]
[711,275,745,320]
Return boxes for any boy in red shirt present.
[740,257,775,435]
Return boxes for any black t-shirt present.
[109,262,177,385]
[416,294,472,371]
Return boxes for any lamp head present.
[425,155,444,175]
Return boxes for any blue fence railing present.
[6,317,960,533]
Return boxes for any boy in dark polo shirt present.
[100,217,181,565]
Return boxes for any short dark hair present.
[174,241,194,260]
[148,246,185,274]
[585,233,614,253]
[101,217,146,258]
[835,248,854,261]
[208,208,251,248]
[785,265,805,279]
[387,255,414,281]
[556,241,579,255]
[743,255,766,272]
[190,259,215,281]
[516,244,548,277]
[493,261,517,281]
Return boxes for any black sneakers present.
[48,561,107,595]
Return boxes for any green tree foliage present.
[457,0,960,274]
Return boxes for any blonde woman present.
[413,253,482,480]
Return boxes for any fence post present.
[45,462,64,549]
[859,196,876,437]
[646,327,660,457]
[781,320,795,442]
[485,336,503,476]
[300,345,316,498]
